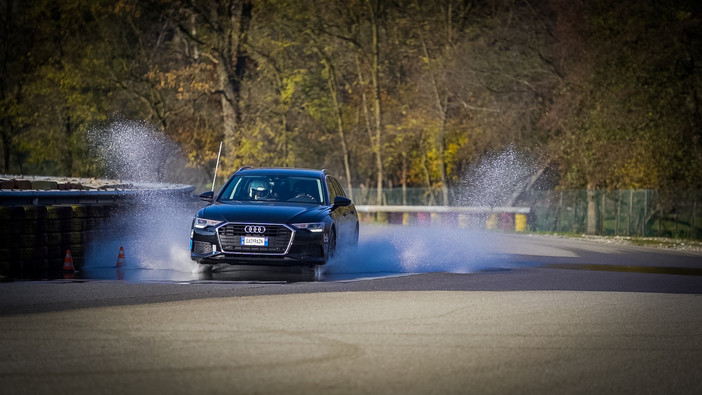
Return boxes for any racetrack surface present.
[1,230,701,394]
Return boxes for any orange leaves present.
[146,63,216,100]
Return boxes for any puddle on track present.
[6,225,541,284]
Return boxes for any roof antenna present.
[211,141,223,192]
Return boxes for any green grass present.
[530,230,702,250]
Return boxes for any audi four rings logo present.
[245,225,266,234]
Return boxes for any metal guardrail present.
[355,205,530,232]
[355,205,530,214]
[0,186,196,205]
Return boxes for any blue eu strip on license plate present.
[241,236,268,247]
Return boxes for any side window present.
[331,177,347,197]
[326,177,337,203]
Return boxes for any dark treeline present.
[1,0,701,199]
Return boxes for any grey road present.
[1,231,701,394]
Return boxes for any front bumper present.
[190,222,328,266]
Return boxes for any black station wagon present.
[190,167,358,268]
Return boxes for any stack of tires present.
[0,204,113,277]
[0,206,46,274]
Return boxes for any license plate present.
[241,236,268,247]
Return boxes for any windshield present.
[218,175,325,204]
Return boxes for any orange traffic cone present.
[63,250,76,272]
[115,246,125,267]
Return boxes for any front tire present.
[198,263,214,273]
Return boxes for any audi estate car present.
[190,167,359,268]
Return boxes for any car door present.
[325,176,343,236]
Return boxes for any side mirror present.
[332,196,352,209]
[199,191,214,203]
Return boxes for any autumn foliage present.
[1,0,700,195]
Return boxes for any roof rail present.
[236,166,253,173]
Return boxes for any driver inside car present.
[249,178,273,200]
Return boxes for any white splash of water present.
[324,147,542,277]
[84,120,198,272]
[455,147,538,208]
[87,119,182,182]
[324,225,487,275]
[322,224,536,278]
[84,200,197,272]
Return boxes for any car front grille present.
[217,223,294,254]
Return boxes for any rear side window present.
[326,176,347,203]
[326,177,337,203]
[331,177,347,197]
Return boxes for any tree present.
[0,0,33,173]
[547,0,702,192]
[545,0,702,232]
[1,0,108,175]
[155,0,253,174]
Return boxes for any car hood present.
[198,202,328,224]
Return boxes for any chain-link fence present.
[350,188,701,239]
[521,190,701,239]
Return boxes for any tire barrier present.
[0,203,116,275]
[0,175,195,277]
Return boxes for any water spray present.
[82,123,543,281]
[83,120,197,273]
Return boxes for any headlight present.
[193,217,223,229]
[292,222,325,232]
